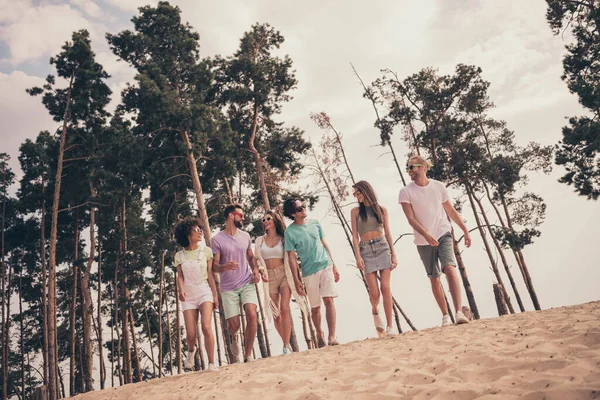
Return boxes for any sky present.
[1,0,599,385]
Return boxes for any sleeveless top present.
[177,245,212,285]
[261,238,284,260]
[357,208,384,236]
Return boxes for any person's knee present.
[227,317,240,333]
[443,265,457,278]
[280,303,290,316]
[245,307,257,323]
[311,306,321,317]
[201,322,212,337]
[322,297,335,309]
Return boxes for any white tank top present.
[261,238,284,260]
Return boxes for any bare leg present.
[322,297,337,342]
[243,303,257,361]
[365,272,381,315]
[379,269,393,328]
[199,302,215,364]
[226,315,241,362]
[311,306,325,346]
[269,292,283,340]
[183,309,199,354]
[444,266,462,312]
[430,277,449,315]
[279,285,292,348]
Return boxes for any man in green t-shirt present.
[283,198,340,347]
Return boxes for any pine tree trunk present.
[20,270,25,398]
[128,311,142,382]
[254,283,269,358]
[158,251,165,378]
[214,279,232,364]
[81,183,96,392]
[450,228,480,319]
[165,285,173,375]
[47,71,74,400]
[493,283,509,316]
[300,311,313,349]
[472,190,525,312]
[289,314,299,352]
[144,309,156,378]
[40,177,49,386]
[97,236,106,390]
[69,213,80,396]
[1,163,8,400]
[174,275,182,374]
[465,184,515,314]
[212,307,222,366]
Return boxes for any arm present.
[382,207,398,269]
[247,248,265,283]
[176,265,186,302]
[320,237,340,282]
[206,257,219,309]
[350,208,364,271]
[286,250,305,296]
[442,201,471,248]
[400,202,439,246]
[212,253,239,273]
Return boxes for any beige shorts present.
[303,265,337,308]
[267,266,289,294]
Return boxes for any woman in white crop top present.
[254,210,311,355]
[174,217,219,371]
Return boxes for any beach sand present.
[75,301,600,400]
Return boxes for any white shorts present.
[303,265,338,308]
[181,280,213,312]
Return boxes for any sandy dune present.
[75,302,600,400]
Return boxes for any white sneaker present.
[441,315,452,327]
[455,310,469,324]
[282,345,292,356]
[373,313,385,333]
[385,326,396,336]
[207,363,219,371]
[184,350,195,370]
[230,337,240,363]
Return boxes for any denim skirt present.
[359,236,392,274]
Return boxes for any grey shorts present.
[416,232,456,278]
[359,236,392,275]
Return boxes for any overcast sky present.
[1,0,599,366]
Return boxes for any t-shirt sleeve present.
[211,236,221,255]
[439,181,450,203]
[398,187,411,204]
[205,246,213,261]
[284,230,295,251]
[316,221,324,239]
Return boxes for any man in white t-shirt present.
[398,155,472,327]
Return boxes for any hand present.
[332,265,340,283]
[391,254,398,271]
[213,294,219,310]
[464,231,472,248]
[178,289,186,302]
[356,256,364,271]
[294,279,305,296]
[225,261,239,271]
[252,268,260,283]
[260,269,269,282]
[425,233,439,247]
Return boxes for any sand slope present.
[75,302,600,400]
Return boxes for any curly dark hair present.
[262,210,286,237]
[283,198,301,220]
[174,217,203,248]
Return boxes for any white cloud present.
[0,3,107,66]
[0,70,54,174]
[69,0,105,19]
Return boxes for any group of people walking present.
[173,155,473,371]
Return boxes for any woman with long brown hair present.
[254,210,311,355]
[350,181,398,336]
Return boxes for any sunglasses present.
[262,216,272,223]
[191,226,203,233]
[295,205,306,213]
[407,163,423,171]
[232,211,245,220]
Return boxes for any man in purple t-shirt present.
[211,204,267,363]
